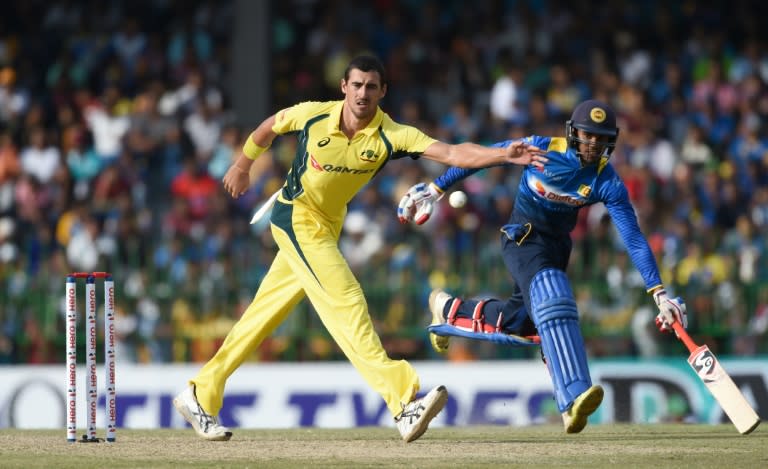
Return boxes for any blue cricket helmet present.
[565,99,620,158]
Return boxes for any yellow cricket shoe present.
[429,290,451,353]
[562,384,604,434]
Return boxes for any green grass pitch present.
[1,423,764,468]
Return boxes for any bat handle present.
[671,321,698,353]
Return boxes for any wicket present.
[66,271,116,443]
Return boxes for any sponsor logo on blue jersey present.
[528,177,587,206]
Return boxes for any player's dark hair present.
[344,55,387,86]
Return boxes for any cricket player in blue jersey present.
[398,99,688,433]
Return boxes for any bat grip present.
[671,321,698,353]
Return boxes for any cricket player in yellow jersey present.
[174,55,547,442]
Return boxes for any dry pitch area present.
[0,424,765,468]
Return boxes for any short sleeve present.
[271,101,325,135]
[385,122,438,159]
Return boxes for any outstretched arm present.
[421,140,546,170]
[399,139,546,225]
[606,186,687,334]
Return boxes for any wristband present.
[647,285,664,295]
[243,137,270,160]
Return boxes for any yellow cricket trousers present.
[192,199,420,417]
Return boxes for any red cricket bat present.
[672,321,760,434]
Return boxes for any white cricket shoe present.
[173,385,233,441]
[429,290,451,353]
[395,385,448,443]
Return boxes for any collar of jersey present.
[328,100,384,136]
[566,146,609,173]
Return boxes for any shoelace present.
[397,400,425,424]
[193,401,219,432]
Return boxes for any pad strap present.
[530,269,592,412]
[440,298,531,338]
[446,298,462,325]
[448,317,496,333]
[444,300,498,333]
[472,301,487,332]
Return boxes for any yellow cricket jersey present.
[192,101,428,417]
[271,100,437,222]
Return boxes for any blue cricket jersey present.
[433,135,663,291]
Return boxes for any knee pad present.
[530,269,591,412]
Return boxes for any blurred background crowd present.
[1,0,768,365]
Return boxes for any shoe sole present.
[565,385,604,434]
[429,292,450,353]
[430,333,449,353]
[403,385,448,443]
[173,396,233,441]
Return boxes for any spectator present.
[64,124,101,200]
[83,85,131,165]
[0,67,29,125]
[183,95,223,158]
[207,124,240,179]
[680,124,715,171]
[0,129,20,214]
[20,126,61,185]
[489,55,525,126]
[340,210,384,273]
[4,0,768,363]
[170,157,217,221]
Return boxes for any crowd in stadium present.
[1,0,767,364]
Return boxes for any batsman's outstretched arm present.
[222,114,278,198]
[603,186,687,333]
